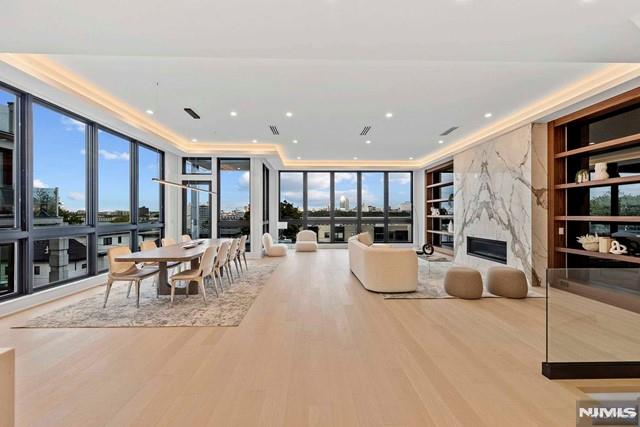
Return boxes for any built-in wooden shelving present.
[549,86,640,269]
[425,161,454,255]
[555,175,640,190]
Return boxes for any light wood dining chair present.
[168,245,217,305]
[138,240,181,294]
[238,235,248,271]
[104,246,159,308]
[181,234,192,243]
[161,237,176,247]
[214,241,232,288]
[227,238,240,280]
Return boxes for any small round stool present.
[444,267,483,299]
[486,266,528,299]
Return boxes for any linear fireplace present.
[467,237,507,264]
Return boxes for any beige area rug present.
[381,259,545,299]
[15,257,283,328]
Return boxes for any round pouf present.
[486,267,528,299]
[444,267,483,299]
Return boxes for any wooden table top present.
[115,239,231,263]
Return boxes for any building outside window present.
[218,159,250,249]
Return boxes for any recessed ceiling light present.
[365,140,372,144]
[191,138,198,142]
[438,140,444,144]
[385,112,393,118]
[145,109,154,115]
[484,112,493,118]
[292,139,298,144]
[230,111,238,117]
[286,112,293,118]
[409,157,414,160]
[252,139,258,143]
[296,156,301,160]
[353,156,358,160]
[237,167,241,170]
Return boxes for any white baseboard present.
[0,274,107,319]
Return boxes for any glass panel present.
[619,183,640,216]
[278,223,300,243]
[219,159,250,222]
[262,165,269,222]
[334,172,357,217]
[388,223,411,242]
[435,185,454,202]
[279,172,303,220]
[138,145,161,223]
[589,186,611,215]
[183,157,212,174]
[361,223,385,242]
[33,236,88,289]
[307,172,330,218]
[547,268,640,363]
[97,232,130,273]
[587,105,640,145]
[388,172,412,218]
[98,129,130,224]
[0,243,15,296]
[137,229,161,249]
[33,104,87,226]
[0,89,16,228]
[184,182,211,239]
[307,224,331,243]
[333,223,357,242]
[361,172,384,218]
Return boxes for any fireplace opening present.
[467,237,507,264]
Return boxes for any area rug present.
[381,260,545,299]
[16,257,282,328]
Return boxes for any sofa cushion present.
[357,232,373,246]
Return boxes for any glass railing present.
[546,268,640,367]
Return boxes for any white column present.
[249,158,263,257]
[0,348,14,427]
[163,152,181,241]
[413,169,425,246]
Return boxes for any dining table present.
[115,238,231,295]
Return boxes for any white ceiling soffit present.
[1,0,640,63]
[38,55,608,162]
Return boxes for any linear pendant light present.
[152,178,216,194]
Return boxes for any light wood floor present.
[1,249,639,426]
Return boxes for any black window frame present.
[182,157,213,175]
[182,180,212,239]
[0,80,165,302]
[217,158,251,250]
[278,170,413,244]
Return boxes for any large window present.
[183,181,212,239]
[278,171,413,243]
[33,103,87,226]
[0,81,166,301]
[138,145,161,224]
[98,129,130,223]
[218,159,250,247]
[0,88,16,229]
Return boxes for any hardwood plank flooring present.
[0,249,639,426]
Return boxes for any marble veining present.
[453,125,547,286]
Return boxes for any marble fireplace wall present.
[453,124,548,286]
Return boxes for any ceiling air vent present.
[360,126,372,136]
[269,125,279,135]
[440,126,458,136]
[184,108,201,119]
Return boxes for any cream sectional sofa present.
[347,233,418,293]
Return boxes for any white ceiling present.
[1,1,639,162]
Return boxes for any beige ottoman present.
[487,267,528,299]
[444,267,483,299]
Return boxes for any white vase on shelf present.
[594,162,609,180]
[447,221,454,233]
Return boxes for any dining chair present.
[104,246,159,308]
[227,238,240,279]
[161,237,176,246]
[237,235,248,271]
[168,245,217,305]
[214,241,232,289]
[181,234,192,243]
[138,240,181,294]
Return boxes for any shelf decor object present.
[574,169,589,184]
[593,162,609,180]
[576,234,599,252]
